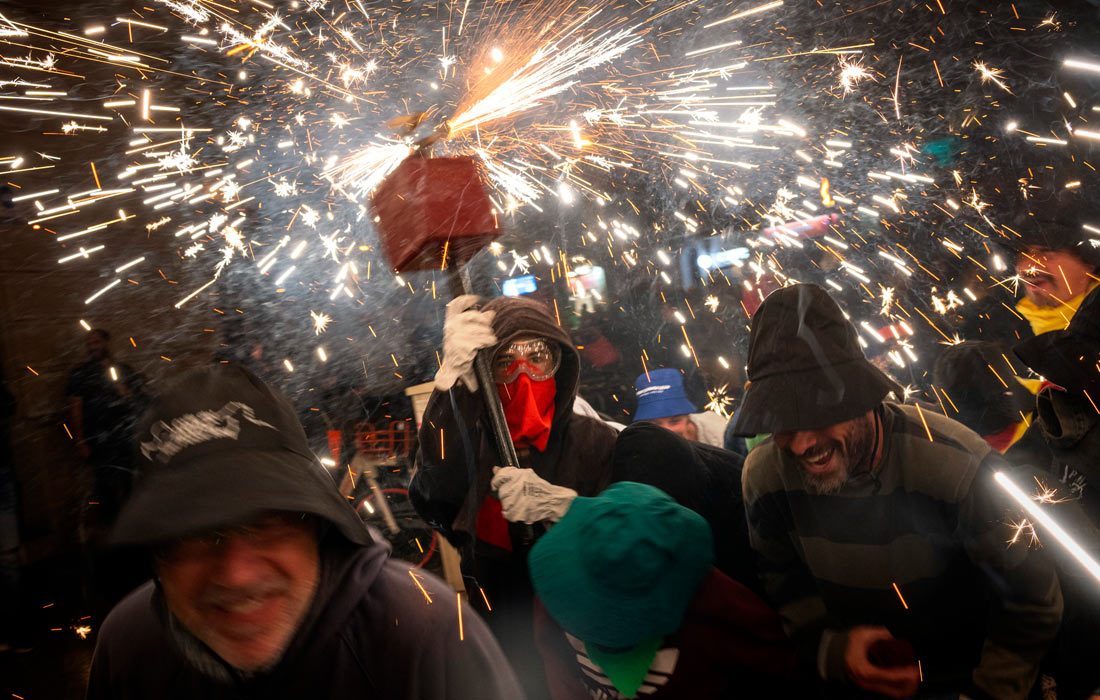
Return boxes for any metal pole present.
[447,263,520,469]
[447,260,535,541]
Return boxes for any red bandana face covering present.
[497,374,557,451]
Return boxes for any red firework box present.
[371,155,500,273]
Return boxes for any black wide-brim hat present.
[1014,285,1100,397]
[731,284,902,436]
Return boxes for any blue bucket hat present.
[633,368,697,421]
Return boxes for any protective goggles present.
[492,338,561,384]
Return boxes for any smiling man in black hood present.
[410,294,618,699]
[87,364,523,700]
[735,284,1062,700]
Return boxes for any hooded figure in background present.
[1015,285,1100,700]
[88,365,522,700]
[411,294,618,700]
[610,421,759,594]
[1005,206,1100,337]
[932,340,1050,468]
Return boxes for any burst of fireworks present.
[0,0,1096,410]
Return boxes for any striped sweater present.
[742,402,1063,700]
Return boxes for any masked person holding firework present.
[410,294,618,699]
[735,284,1062,700]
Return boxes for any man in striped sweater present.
[733,284,1063,700]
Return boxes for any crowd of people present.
[4,214,1098,699]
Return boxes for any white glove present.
[434,295,497,392]
[491,466,577,524]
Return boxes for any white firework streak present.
[323,140,412,200]
[155,0,211,25]
[218,21,309,70]
[448,23,645,135]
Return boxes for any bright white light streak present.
[317,347,328,362]
[11,188,58,202]
[283,359,294,373]
[1025,136,1068,145]
[84,279,120,305]
[860,321,884,343]
[58,245,105,263]
[1084,224,1100,236]
[1064,58,1100,74]
[857,206,880,217]
[777,119,806,137]
[274,266,296,285]
[79,319,91,331]
[174,278,216,309]
[825,278,844,292]
[705,0,784,28]
[684,40,743,57]
[114,257,145,272]
[0,105,112,120]
[114,17,167,30]
[994,472,1100,582]
[182,35,217,45]
[1074,129,1100,141]
[88,49,142,63]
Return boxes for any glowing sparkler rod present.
[994,472,1100,584]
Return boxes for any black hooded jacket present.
[611,422,761,594]
[410,296,618,548]
[86,532,524,700]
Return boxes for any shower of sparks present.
[836,57,873,94]
[0,0,1096,441]
[973,61,1012,94]
[704,383,734,418]
[995,472,1100,583]
[1007,518,1040,547]
[311,310,332,335]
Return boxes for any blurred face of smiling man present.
[156,512,320,671]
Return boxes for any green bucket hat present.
[529,482,713,693]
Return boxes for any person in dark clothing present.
[609,422,759,594]
[529,482,803,700]
[733,284,1062,700]
[1005,207,1100,337]
[65,328,149,529]
[410,294,618,699]
[932,340,1051,469]
[1015,285,1100,700]
[87,365,523,700]
[0,378,25,652]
